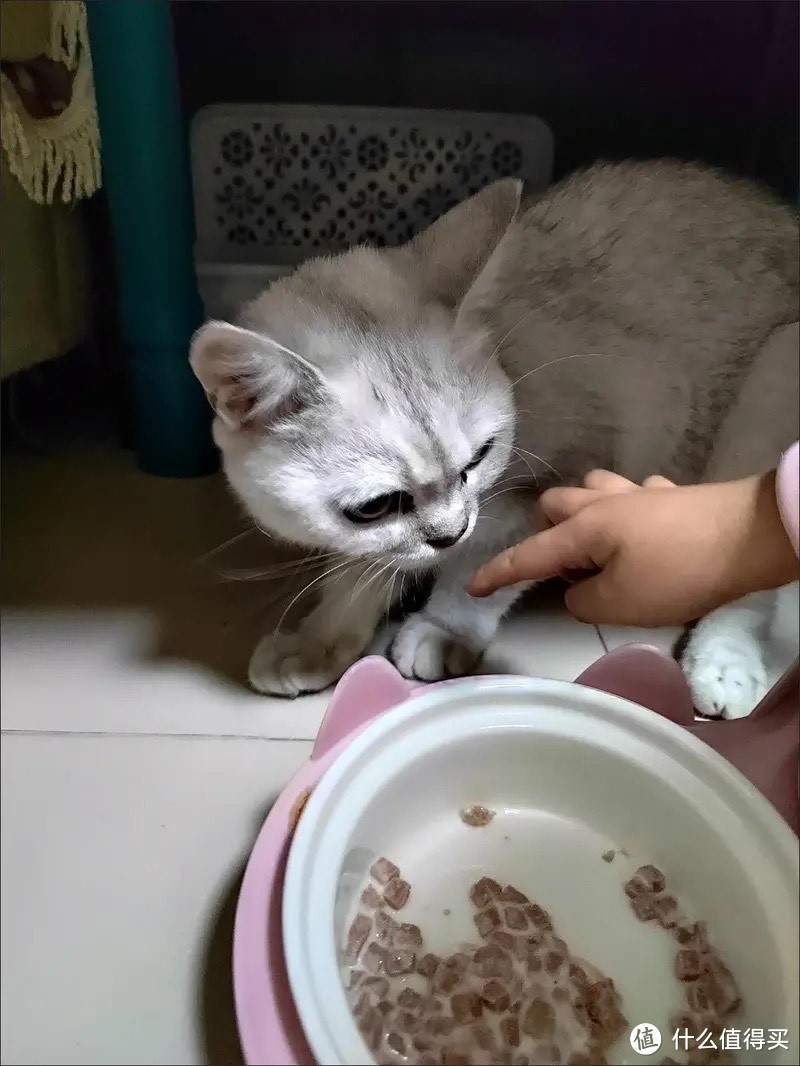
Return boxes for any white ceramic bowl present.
[283,676,799,1066]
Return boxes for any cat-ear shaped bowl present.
[233,650,799,1066]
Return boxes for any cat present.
[190,160,799,715]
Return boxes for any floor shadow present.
[0,448,306,690]
[198,798,283,1066]
[0,447,591,695]
[199,862,248,1066]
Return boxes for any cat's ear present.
[403,179,522,307]
[189,321,319,430]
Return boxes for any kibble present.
[524,904,553,930]
[363,943,387,974]
[501,1016,521,1048]
[452,992,483,1022]
[621,865,742,1064]
[343,855,740,1066]
[675,950,703,982]
[488,979,516,1015]
[290,788,312,829]
[505,906,527,930]
[396,922,423,949]
[417,953,441,979]
[635,864,666,892]
[347,913,371,961]
[385,949,416,976]
[371,857,401,885]
[470,878,502,909]
[384,877,412,911]
[520,999,554,1038]
[362,884,383,908]
[460,805,496,827]
[653,894,679,929]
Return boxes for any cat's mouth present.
[390,510,478,570]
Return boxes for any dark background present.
[173,0,799,198]
[6,0,797,451]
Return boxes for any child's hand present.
[468,469,796,626]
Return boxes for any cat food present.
[384,877,412,910]
[343,864,628,1065]
[372,858,401,885]
[460,806,496,828]
[290,788,312,829]
[341,859,744,1065]
[623,866,742,1064]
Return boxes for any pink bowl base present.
[232,647,799,1066]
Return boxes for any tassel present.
[0,1,101,204]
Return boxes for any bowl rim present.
[282,674,800,1066]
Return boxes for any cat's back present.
[491,160,798,482]
[521,159,796,272]
[509,159,798,340]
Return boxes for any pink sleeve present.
[776,442,799,557]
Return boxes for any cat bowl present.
[233,650,799,1066]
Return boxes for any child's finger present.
[468,521,595,597]
[563,568,624,624]
[539,486,603,525]
[583,469,637,492]
[642,475,676,489]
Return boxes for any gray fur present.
[190,160,798,706]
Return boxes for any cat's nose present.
[425,521,469,549]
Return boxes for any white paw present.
[390,615,483,682]
[682,639,768,720]
[248,629,367,697]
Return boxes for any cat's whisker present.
[273,557,355,636]
[353,559,396,603]
[510,352,627,389]
[217,584,304,641]
[482,484,538,506]
[508,444,562,482]
[484,476,537,497]
[515,409,616,426]
[380,565,401,613]
[252,519,276,540]
[216,552,338,583]
[477,290,571,382]
[350,556,388,600]
[326,557,362,590]
[198,526,258,561]
[506,446,539,485]
[488,463,540,488]
[239,549,338,573]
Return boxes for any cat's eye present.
[461,437,495,481]
[342,491,413,524]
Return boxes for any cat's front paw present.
[389,615,484,682]
[682,638,768,720]
[248,629,366,697]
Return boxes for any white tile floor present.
[2,449,789,1064]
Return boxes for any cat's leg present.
[249,560,398,697]
[390,499,531,681]
[681,589,776,719]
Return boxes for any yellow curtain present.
[0,1,99,378]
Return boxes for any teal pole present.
[86,0,217,477]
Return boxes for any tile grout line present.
[0,728,314,743]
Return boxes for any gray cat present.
[190,160,799,715]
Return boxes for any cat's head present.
[190,180,521,570]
